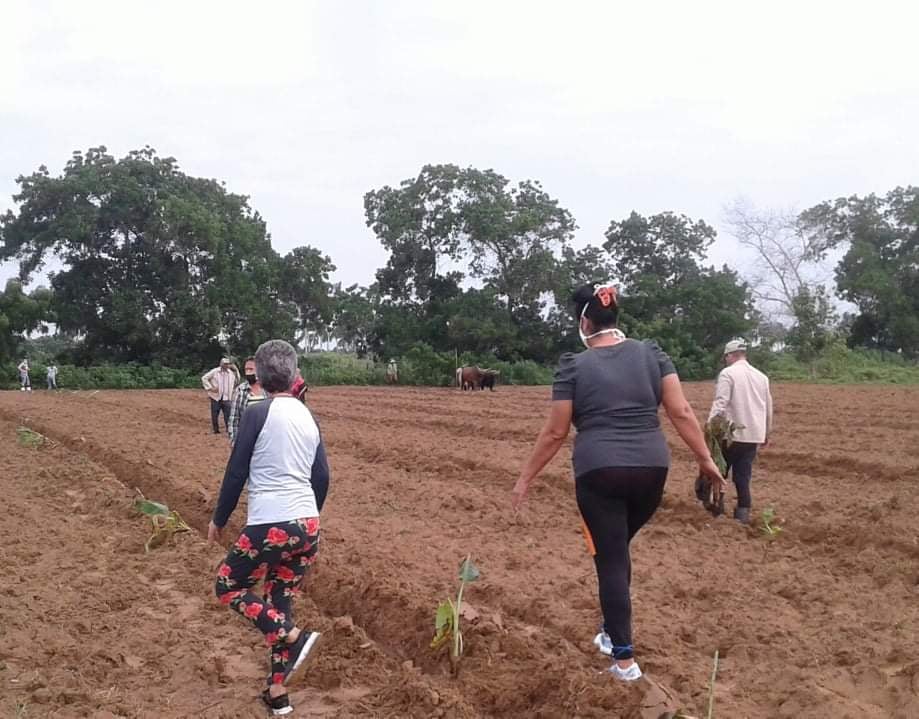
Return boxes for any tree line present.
[1,147,917,381]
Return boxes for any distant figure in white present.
[386,359,399,384]
[202,358,240,434]
[17,359,31,392]
[46,364,59,390]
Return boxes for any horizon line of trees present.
[1,146,917,380]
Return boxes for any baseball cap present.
[723,339,748,355]
[220,357,231,364]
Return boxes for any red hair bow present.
[595,285,617,308]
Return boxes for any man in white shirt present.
[17,359,31,392]
[202,358,239,435]
[709,339,774,524]
[386,359,398,384]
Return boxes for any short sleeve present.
[643,340,676,378]
[552,352,578,400]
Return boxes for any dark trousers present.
[215,518,320,686]
[724,442,758,508]
[210,399,230,433]
[575,467,668,660]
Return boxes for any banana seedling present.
[695,416,744,516]
[17,426,54,449]
[133,493,191,553]
[431,555,481,666]
[761,507,783,538]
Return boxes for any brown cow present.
[457,366,500,391]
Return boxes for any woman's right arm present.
[661,374,724,484]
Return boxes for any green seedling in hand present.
[133,493,191,553]
[696,416,743,516]
[706,416,743,476]
[431,555,481,665]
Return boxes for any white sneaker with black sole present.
[593,631,613,656]
[608,661,643,681]
[283,630,321,685]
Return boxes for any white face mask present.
[578,303,626,348]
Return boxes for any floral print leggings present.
[215,517,320,686]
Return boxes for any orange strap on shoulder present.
[580,518,597,557]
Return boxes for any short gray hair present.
[255,340,298,393]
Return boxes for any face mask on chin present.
[245,374,258,386]
[579,304,626,349]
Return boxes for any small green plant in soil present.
[16,426,53,449]
[133,493,191,553]
[760,507,783,538]
[431,555,481,665]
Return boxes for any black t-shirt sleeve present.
[212,398,272,528]
[643,340,677,378]
[552,352,578,400]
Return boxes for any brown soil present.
[1,384,917,718]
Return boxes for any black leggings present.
[575,466,667,660]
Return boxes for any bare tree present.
[723,198,832,321]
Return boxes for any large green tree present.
[364,164,575,361]
[330,283,378,357]
[785,285,836,371]
[0,279,52,363]
[800,187,919,357]
[602,212,757,377]
[0,146,301,367]
[280,246,336,351]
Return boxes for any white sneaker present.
[593,631,613,656]
[608,661,643,681]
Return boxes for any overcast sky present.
[2,0,917,292]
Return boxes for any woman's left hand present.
[511,477,530,511]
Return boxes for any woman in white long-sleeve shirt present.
[208,340,330,716]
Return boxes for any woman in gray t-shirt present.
[512,283,722,682]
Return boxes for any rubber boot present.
[734,506,751,524]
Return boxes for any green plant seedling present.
[696,417,744,516]
[133,493,191,552]
[17,426,53,449]
[431,555,481,666]
[761,507,783,538]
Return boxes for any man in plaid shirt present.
[228,356,269,445]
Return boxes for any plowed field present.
[1,384,918,718]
